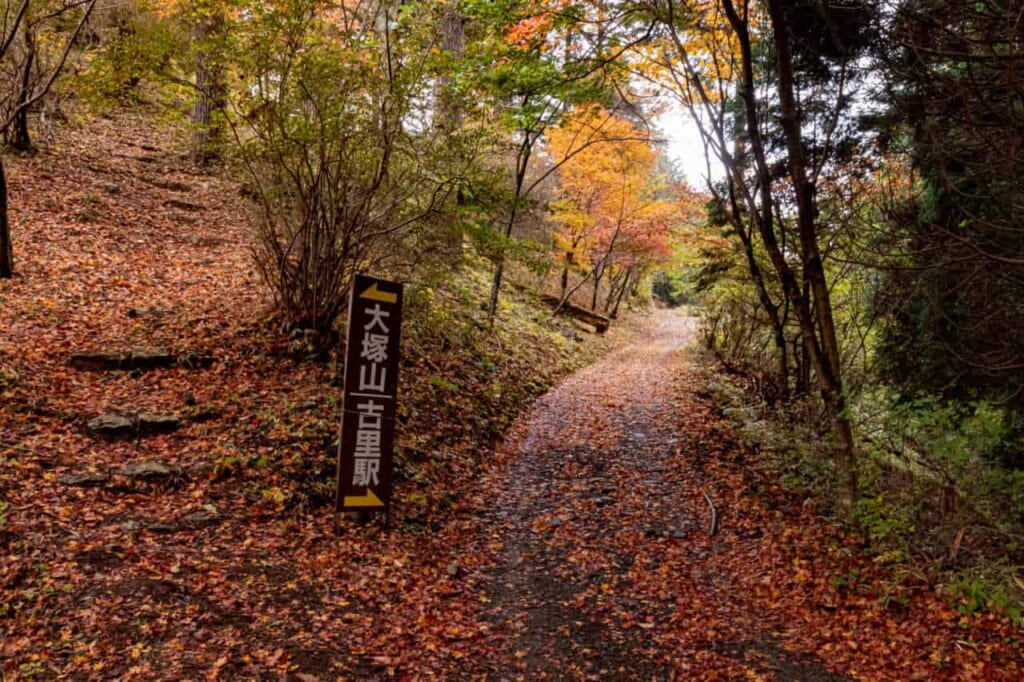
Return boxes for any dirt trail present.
[474,314,697,679]
[451,311,1024,681]
[460,313,846,680]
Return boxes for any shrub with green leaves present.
[233,0,461,335]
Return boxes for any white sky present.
[655,105,723,191]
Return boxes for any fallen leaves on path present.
[443,314,1022,680]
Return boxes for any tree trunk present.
[765,0,856,505]
[437,1,466,263]
[727,182,789,399]
[732,210,789,397]
[488,257,506,321]
[488,127,533,322]
[9,23,34,153]
[794,333,810,396]
[604,268,623,312]
[438,2,465,133]
[721,0,856,507]
[560,251,571,299]
[190,12,225,165]
[610,265,636,318]
[0,155,13,278]
[591,261,604,311]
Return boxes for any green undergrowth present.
[696,349,1024,628]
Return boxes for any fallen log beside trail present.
[541,295,610,333]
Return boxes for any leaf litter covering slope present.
[0,114,601,680]
[0,114,1020,680]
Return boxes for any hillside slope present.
[0,112,649,679]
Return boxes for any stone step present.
[58,462,217,490]
[87,412,182,437]
[69,347,215,372]
[118,461,174,481]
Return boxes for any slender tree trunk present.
[552,267,593,316]
[795,280,812,396]
[9,23,34,153]
[437,1,466,263]
[488,258,506,321]
[488,128,533,322]
[734,213,789,396]
[610,265,636,318]
[560,251,572,299]
[438,2,464,133]
[0,155,13,278]
[191,12,225,165]
[766,0,856,504]
[590,214,624,314]
[726,182,789,398]
[591,261,603,311]
[604,269,622,312]
[722,0,856,507]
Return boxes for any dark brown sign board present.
[335,274,403,512]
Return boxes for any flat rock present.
[137,413,181,434]
[149,178,191,192]
[70,352,129,370]
[147,521,180,533]
[58,472,110,488]
[179,509,220,530]
[119,461,172,481]
[164,199,204,212]
[69,347,175,371]
[88,414,134,435]
[127,348,175,370]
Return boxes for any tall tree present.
[0,0,96,279]
[633,0,878,507]
[188,0,227,164]
[876,0,1024,422]
[632,0,794,396]
[465,0,646,321]
[546,105,677,312]
[233,0,462,337]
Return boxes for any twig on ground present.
[703,491,718,536]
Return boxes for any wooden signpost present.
[335,274,403,520]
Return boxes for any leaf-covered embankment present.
[0,112,651,679]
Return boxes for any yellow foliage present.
[545,106,697,274]
[626,0,744,107]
